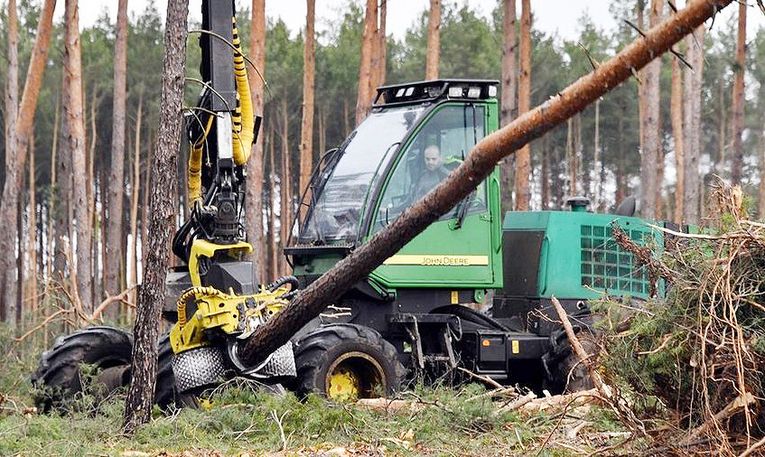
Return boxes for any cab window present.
[374,104,487,231]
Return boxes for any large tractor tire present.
[293,324,406,401]
[155,333,198,410]
[33,327,187,412]
[32,326,134,411]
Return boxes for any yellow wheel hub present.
[328,366,361,402]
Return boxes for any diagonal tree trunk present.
[123,0,188,435]
[730,0,746,184]
[106,0,129,298]
[425,0,441,80]
[500,0,517,211]
[240,0,734,366]
[299,0,316,207]
[514,0,531,210]
[63,0,92,312]
[246,0,266,280]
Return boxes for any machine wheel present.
[551,332,599,393]
[293,324,406,401]
[32,326,133,411]
[154,333,199,409]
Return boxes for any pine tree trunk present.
[368,0,380,96]
[46,98,59,283]
[640,0,663,219]
[425,0,441,80]
[500,0,517,211]
[280,100,292,275]
[106,0,129,298]
[671,55,684,222]
[683,26,705,224]
[355,0,377,125]
[372,0,388,90]
[299,0,316,204]
[2,0,19,321]
[541,135,549,209]
[566,117,575,195]
[123,0,188,435]
[17,193,24,328]
[730,0,746,184]
[268,130,278,279]
[87,89,99,304]
[593,99,602,208]
[239,0,733,366]
[28,133,37,320]
[246,0,266,280]
[129,95,143,307]
[514,0,531,210]
[63,0,92,312]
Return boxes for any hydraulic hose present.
[231,16,254,166]
[188,114,214,207]
[176,286,226,329]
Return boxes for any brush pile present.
[600,180,765,455]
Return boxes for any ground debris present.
[599,179,765,455]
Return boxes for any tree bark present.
[425,0,441,80]
[280,99,291,275]
[372,0,388,90]
[299,0,316,206]
[62,0,92,311]
[2,0,19,322]
[239,0,733,366]
[640,0,662,219]
[268,130,278,279]
[514,0,531,210]
[46,98,60,282]
[123,0,188,435]
[355,0,377,125]
[683,26,705,224]
[106,0,129,298]
[730,0,746,184]
[28,133,37,320]
[129,95,143,307]
[671,55,684,223]
[500,0,517,211]
[593,99,602,208]
[246,0,266,280]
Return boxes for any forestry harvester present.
[32,0,668,409]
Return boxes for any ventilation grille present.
[580,224,651,296]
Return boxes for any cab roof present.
[373,79,499,107]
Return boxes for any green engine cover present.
[501,210,664,301]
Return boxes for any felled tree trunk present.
[123,0,188,435]
[239,0,734,366]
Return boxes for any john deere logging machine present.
[32,1,664,408]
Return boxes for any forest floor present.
[0,326,639,457]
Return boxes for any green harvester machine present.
[30,2,669,406]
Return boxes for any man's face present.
[424,147,442,171]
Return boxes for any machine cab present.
[292,80,503,291]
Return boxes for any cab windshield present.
[299,105,426,243]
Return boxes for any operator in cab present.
[413,144,450,200]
